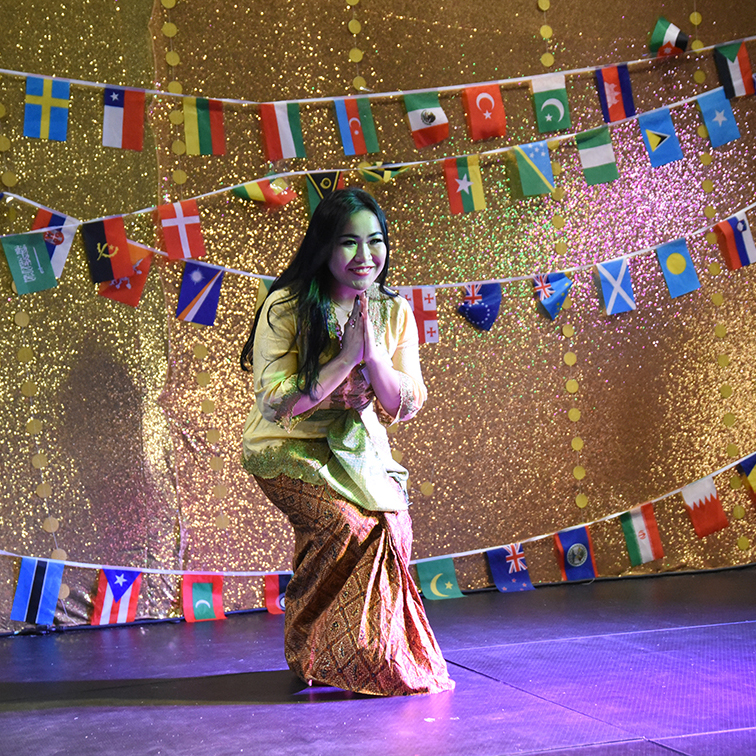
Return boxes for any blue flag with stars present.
[533,272,573,319]
[638,108,683,167]
[176,262,224,326]
[697,88,740,148]
[656,238,700,298]
[457,282,501,330]
[487,544,534,592]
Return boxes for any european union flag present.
[487,544,534,592]
[638,108,683,167]
[533,272,573,320]
[458,282,501,330]
[554,526,597,582]
[697,88,740,148]
[24,76,70,142]
[415,557,464,601]
[656,238,700,298]
[596,257,636,315]
[176,262,224,326]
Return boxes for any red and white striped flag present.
[91,569,142,625]
[398,286,439,344]
[681,476,729,538]
[158,200,206,260]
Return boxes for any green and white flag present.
[575,126,618,185]
[531,73,571,133]
[1,232,58,295]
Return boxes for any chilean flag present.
[595,64,635,123]
[102,86,145,151]
[90,569,142,625]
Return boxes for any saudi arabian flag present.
[415,557,464,600]
[531,73,571,133]
[575,126,618,185]
[1,232,58,295]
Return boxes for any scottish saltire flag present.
[443,155,486,214]
[259,101,306,161]
[513,141,554,195]
[91,569,142,625]
[533,272,573,319]
[264,573,292,615]
[620,503,664,566]
[554,526,597,582]
[595,64,635,123]
[233,176,296,206]
[404,91,449,148]
[714,42,755,99]
[737,453,756,505]
[306,171,345,215]
[649,17,688,57]
[102,86,145,151]
[183,97,225,155]
[10,558,64,625]
[398,286,439,344]
[486,544,534,592]
[656,238,700,298]
[457,282,501,330]
[415,557,464,600]
[158,200,206,260]
[334,97,379,156]
[697,88,740,148]
[681,476,729,538]
[638,109,683,167]
[1,233,58,295]
[575,127,618,185]
[714,211,756,270]
[30,208,79,278]
[24,76,70,141]
[596,257,636,315]
[182,574,226,622]
[176,262,224,325]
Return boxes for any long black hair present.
[240,188,394,398]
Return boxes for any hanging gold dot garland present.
[0,82,18,190]
[537,0,555,69]
[346,0,367,92]
[161,0,187,189]
[690,7,704,52]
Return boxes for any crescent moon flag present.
[333,97,379,156]
[595,64,635,123]
[182,574,226,622]
[619,504,664,566]
[80,216,134,283]
[259,101,306,161]
[183,97,226,155]
[31,208,79,279]
[158,199,206,260]
[443,155,486,214]
[530,73,571,133]
[415,558,464,601]
[98,242,153,308]
[264,573,292,614]
[681,476,729,539]
[637,108,683,167]
[486,544,534,592]
[655,238,700,298]
[90,569,143,625]
[397,286,439,344]
[10,558,64,625]
[403,91,449,149]
[461,84,506,141]
[176,261,225,325]
[554,526,597,582]
[575,126,618,185]
[714,42,754,99]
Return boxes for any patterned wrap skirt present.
[255,474,456,696]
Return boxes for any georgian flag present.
[398,286,439,344]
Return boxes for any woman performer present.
[240,187,454,696]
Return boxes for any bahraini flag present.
[620,503,664,565]
[176,261,224,325]
[334,97,379,156]
[596,257,636,315]
[2,232,58,295]
[183,97,225,155]
[259,101,306,161]
[649,17,689,57]
[415,557,464,600]
[182,574,225,622]
[638,109,683,167]
[575,126,618,185]
[595,64,635,123]
[398,286,439,344]
[714,42,755,99]
[30,208,79,278]
[656,238,700,298]
[513,141,554,196]
[90,569,142,625]
[697,88,740,148]
[444,155,485,214]
[714,211,756,270]
[531,73,571,132]
[10,558,64,625]
[102,86,145,151]
[681,475,729,538]
[404,91,449,149]
[462,84,506,141]
[158,200,206,260]
[24,76,70,141]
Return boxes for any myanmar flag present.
[404,91,449,149]
[80,216,134,283]
[183,97,225,155]
[443,155,485,214]
[259,101,306,161]
[182,574,225,622]
[334,97,379,156]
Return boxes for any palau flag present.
[182,574,226,622]
[638,109,683,167]
[554,526,597,582]
[415,557,464,600]
[655,238,700,298]
[457,282,501,331]
[11,558,64,625]
[595,257,636,315]
[486,544,534,592]
[24,76,70,141]
[513,141,554,196]
[697,88,740,148]
[334,97,379,156]
[176,261,224,326]
[533,272,573,319]
[264,573,292,614]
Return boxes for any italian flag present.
[619,503,664,566]
[259,101,306,161]
[404,91,449,149]
[443,155,486,214]
[575,126,618,185]
[183,97,225,155]
[714,42,755,99]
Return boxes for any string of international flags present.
[4,451,756,625]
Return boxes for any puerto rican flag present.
[398,286,439,344]
[90,569,142,625]
[158,199,206,260]
[30,207,79,278]
[102,86,145,151]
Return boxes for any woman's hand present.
[339,296,364,368]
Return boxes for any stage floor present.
[1,566,755,756]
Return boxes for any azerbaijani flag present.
[443,155,486,214]
[333,97,379,156]
[259,101,306,161]
[183,97,225,155]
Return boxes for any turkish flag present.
[462,84,506,141]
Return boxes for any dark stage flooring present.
[1,566,756,756]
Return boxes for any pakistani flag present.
[513,141,554,196]
[531,73,571,133]
[575,127,618,185]
[415,557,464,600]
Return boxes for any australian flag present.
[533,272,573,320]
[486,543,534,592]
[457,282,502,331]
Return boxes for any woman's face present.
[327,209,387,304]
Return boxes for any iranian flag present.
[259,101,306,161]
[403,92,449,149]
[619,503,664,566]
[714,42,755,99]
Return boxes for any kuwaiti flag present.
[415,557,464,600]
[531,73,571,133]
[98,242,153,308]
[444,155,486,214]
[697,88,740,148]
[737,453,756,505]
[232,176,296,206]
[264,573,292,615]
[681,475,729,538]
[486,544,534,592]
[333,97,379,156]
[649,17,689,57]
[714,42,755,99]
[714,211,756,271]
[1,233,58,295]
[595,64,635,123]
[655,238,700,298]
[176,262,224,325]
[457,282,501,331]
[513,141,554,196]
[10,558,64,625]
[638,108,683,167]
[90,569,142,625]
[183,97,226,155]
[620,503,664,566]
[259,101,306,161]
[158,199,206,260]
[24,76,70,141]
[462,84,507,141]
[596,257,636,315]
[398,286,439,344]
[554,526,597,582]
[575,126,618,185]
[404,91,449,149]
[533,272,573,320]
[30,208,79,278]
[102,86,145,151]
[182,574,225,622]
[80,216,134,283]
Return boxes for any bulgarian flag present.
[443,155,485,214]
[714,42,755,99]
[403,91,449,149]
[183,97,225,155]
[619,503,664,566]
[232,176,296,206]
[259,101,306,161]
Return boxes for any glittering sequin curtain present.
[1,0,755,630]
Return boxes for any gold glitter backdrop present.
[0,0,755,630]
